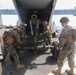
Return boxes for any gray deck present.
[2,50,76,75]
[2,50,57,75]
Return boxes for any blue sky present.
[0,0,76,29]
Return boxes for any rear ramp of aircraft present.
[13,0,57,23]
[12,0,58,59]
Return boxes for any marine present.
[1,27,25,69]
[52,17,75,75]
[19,23,27,43]
[42,21,52,46]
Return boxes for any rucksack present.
[2,31,10,41]
[2,30,15,45]
[70,29,76,42]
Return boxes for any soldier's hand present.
[57,44,61,50]
[57,46,62,50]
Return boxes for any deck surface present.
[0,29,76,75]
[2,50,76,75]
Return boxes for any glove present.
[57,44,62,50]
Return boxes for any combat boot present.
[65,68,74,75]
[52,67,62,74]
[16,64,25,69]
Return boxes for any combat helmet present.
[60,17,69,23]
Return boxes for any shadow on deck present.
[2,50,57,75]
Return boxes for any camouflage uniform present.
[43,21,52,45]
[2,28,22,65]
[57,25,75,69]
[19,24,27,43]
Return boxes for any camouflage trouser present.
[2,44,20,65]
[57,43,75,69]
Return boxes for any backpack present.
[70,29,76,42]
[2,31,10,41]
[2,30,15,45]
